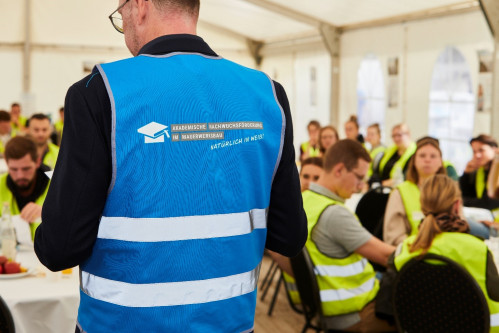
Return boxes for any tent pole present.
[319,24,341,128]
[23,0,31,94]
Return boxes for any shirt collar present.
[308,183,345,203]
[138,34,218,57]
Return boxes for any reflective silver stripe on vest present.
[319,277,376,302]
[491,313,499,327]
[314,259,368,277]
[98,209,267,242]
[81,265,260,307]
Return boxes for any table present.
[1,250,80,333]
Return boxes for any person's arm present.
[486,250,499,301]
[459,168,477,199]
[487,154,499,198]
[355,236,396,267]
[383,189,411,246]
[34,70,112,271]
[265,81,308,257]
[268,250,294,277]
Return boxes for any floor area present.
[254,255,305,333]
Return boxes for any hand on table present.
[480,220,499,230]
[20,202,42,223]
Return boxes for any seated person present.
[460,134,499,211]
[270,156,324,305]
[0,110,12,155]
[344,115,364,144]
[0,136,50,240]
[28,113,60,170]
[371,123,416,188]
[392,174,499,330]
[302,139,395,332]
[318,125,339,156]
[383,137,446,246]
[366,123,386,179]
[10,102,27,136]
[300,120,321,161]
[299,157,323,192]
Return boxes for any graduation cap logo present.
[137,122,170,143]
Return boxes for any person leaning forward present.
[0,136,50,240]
[34,1,308,332]
[302,139,396,332]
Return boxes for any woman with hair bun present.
[393,174,499,331]
[344,115,364,144]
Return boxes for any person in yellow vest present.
[366,123,385,180]
[28,114,59,170]
[460,134,499,211]
[318,125,339,156]
[372,123,416,188]
[344,115,365,145]
[384,137,447,246]
[0,136,50,240]
[270,156,325,306]
[0,110,12,155]
[303,139,396,331]
[393,174,499,332]
[54,107,64,146]
[300,120,321,161]
[10,102,27,136]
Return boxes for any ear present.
[135,0,149,24]
[332,163,345,177]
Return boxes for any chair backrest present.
[393,253,490,333]
[289,248,324,327]
[0,294,15,333]
[355,186,391,240]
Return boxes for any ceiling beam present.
[340,1,479,32]
[480,0,498,39]
[198,20,255,41]
[239,0,324,29]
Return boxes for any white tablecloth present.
[1,250,80,333]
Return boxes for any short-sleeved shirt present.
[308,183,373,329]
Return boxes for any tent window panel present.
[357,54,386,135]
[428,46,475,174]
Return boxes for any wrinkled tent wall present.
[341,10,493,142]
[0,0,255,119]
[262,10,493,149]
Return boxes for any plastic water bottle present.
[0,202,16,261]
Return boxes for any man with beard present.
[28,113,59,169]
[0,136,50,240]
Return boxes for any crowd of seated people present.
[285,118,499,332]
[0,102,63,241]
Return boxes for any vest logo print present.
[137,122,170,144]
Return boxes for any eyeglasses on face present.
[108,0,131,34]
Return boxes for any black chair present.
[0,294,15,333]
[393,253,490,333]
[355,186,391,272]
[290,248,348,333]
[355,186,391,240]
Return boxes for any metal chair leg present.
[260,261,279,301]
[267,271,283,316]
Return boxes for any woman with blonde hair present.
[393,174,499,331]
[384,137,446,246]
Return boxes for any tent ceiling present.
[199,0,479,42]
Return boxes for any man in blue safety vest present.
[34,1,307,332]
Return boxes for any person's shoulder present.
[321,203,357,225]
[69,67,105,95]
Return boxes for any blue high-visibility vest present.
[78,52,285,333]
